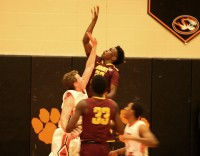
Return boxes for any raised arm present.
[82,6,99,56]
[81,32,97,90]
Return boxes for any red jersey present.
[80,97,116,143]
[87,56,119,97]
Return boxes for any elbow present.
[118,131,124,135]
[116,127,124,135]
[155,140,160,147]
[66,124,74,133]
[106,89,117,99]
[150,139,159,148]
[82,38,89,44]
[66,127,71,133]
[82,39,86,44]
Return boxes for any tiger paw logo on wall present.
[31,108,60,144]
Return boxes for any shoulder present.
[113,66,119,72]
[138,121,150,135]
[108,65,120,78]
[63,91,74,100]
[107,98,116,104]
[137,120,148,132]
[61,91,75,109]
[76,99,89,114]
[129,120,147,129]
[110,64,119,72]
[136,120,146,126]
[64,90,84,100]
[107,99,119,109]
[76,99,88,109]
[106,64,119,72]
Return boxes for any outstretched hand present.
[86,32,97,46]
[91,6,99,22]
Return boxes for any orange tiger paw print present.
[32,108,60,144]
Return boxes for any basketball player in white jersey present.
[109,100,159,156]
[49,32,97,156]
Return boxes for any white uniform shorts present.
[49,128,80,156]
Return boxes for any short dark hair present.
[113,46,125,65]
[131,98,143,118]
[91,75,108,94]
[62,70,78,90]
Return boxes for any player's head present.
[62,70,82,90]
[113,46,125,65]
[91,75,108,95]
[101,46,124,65]
[124,98,143,119]
[131,100,143,119]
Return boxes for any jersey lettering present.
[92,107,110,125]
[94,70,105,76]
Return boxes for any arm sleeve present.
[110,70,119,86]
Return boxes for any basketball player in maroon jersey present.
[82,6,125,99]
[66,75,125,156]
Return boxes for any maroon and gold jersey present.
[87,56,119,97]
[80,97,116,142]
